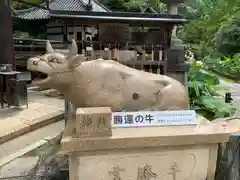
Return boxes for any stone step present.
[0,156,39,177]
[0,121,64,169]
[0,102,64,144]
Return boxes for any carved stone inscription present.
[108,164,158,180]
[78,148,210,180]
[75,107,112,137]
[109,166,125,180]
[136,164,157,180]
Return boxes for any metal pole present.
[63,21,71,126]
[64,100,71,126]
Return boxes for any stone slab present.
[0,157,39,177]
[0,141,45,167]
[0,102,64,144]
[0,117,30,145]
[0,121,64,162]
[62,116,239,153]
[75,147,210,180]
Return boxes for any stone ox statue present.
[27,40,188,111]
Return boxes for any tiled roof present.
[14,8,49,20]
[14,0,110,20]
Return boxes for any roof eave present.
[50,14,186,26]
[13,16,50,20]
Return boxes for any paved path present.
[0,89,65,177]
[0,90,64,144]
[219,80,240,108]
[27,89,64,109]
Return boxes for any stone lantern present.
[161,0,184,45]
[161,0,189,108]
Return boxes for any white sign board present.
[112,110,197,128]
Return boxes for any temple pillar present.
[81,26,86,55]
[0,0,14,69]
[73,22,78,40]
[63,22,68,49]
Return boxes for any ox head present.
[27,39,85,89]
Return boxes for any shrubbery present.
[214,24,240,57]
[188,60,235,120]
[179,0,240,79]
[204,54,240,80]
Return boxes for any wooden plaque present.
[131,29,168,45]
[99,23,129,44]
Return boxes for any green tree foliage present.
[179,0,240,82]
[12,0,47,38]
[179,0,240,58]
[215,23,240,57]
[204,54,240,80]
[100,0,130,11]
[99,0,166,12]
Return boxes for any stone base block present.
[69,144,217,180]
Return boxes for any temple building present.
[12,0,189,89]
[14,0,110,42]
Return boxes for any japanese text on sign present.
[112,110,197,128]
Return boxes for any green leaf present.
[188,80,204,96]
[201,96,233,114]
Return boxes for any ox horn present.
[46,40,54,53]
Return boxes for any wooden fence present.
[14,38,165,74]
[14,38,63,68]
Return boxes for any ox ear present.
[46,40,54,53]
[68,54,86,69]
[69,39,78,55]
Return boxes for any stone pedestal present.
[75,107,112,137]
[61,107,239,180]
